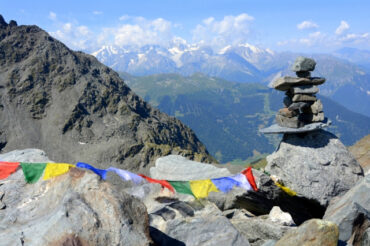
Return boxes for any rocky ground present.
[1,130,368,246]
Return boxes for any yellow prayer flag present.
[189,179,219,199]
[275,182,297,196]
[43,163,75,180]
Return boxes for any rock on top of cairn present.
[292,56,316,72]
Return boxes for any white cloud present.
[119,15,130,21]
[50,22,94,50]
[297,21,318,30]
[49,11,57,21]
[335,21,350,35]
[93,11,103,15]
[192,13,255,48]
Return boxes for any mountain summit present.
[0,15,215,171]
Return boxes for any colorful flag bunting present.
[139,174,174,192]
[106,167,144,184]
[0,162,20,179]
[242,167,258,191]
[211,177,240,193]
[76,162,107,180]
[168,181,194,196]
[228,173,252,191]
[21,163,47,184]
[43,163,75,180]
[189,179,219,198]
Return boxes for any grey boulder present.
[323,175,370,244]
[291,56,316,72]
[265,130,364,207]
[0,158,151,245]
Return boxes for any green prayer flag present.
[168,181,194,196]
[21,163,47,183]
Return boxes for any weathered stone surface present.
[290,85,319,94]
[362,228,370,246]
[272,76,325,91]
[283,96,293,107]
[291,56,316,72]
[278,108,297,118]
[275,115,303,128]
[349,134,370,174]
[0,16,215,174]
[292,94,317,102]
[269,206,295,226]
[288,102,310,112]
[275,219,339,246]
[150,155,230,181]
[299,112,325,123]
[265,130,364,207]
[309,99,323,114]
[295,71,311,78]
[230,215,290,246]
[0,151,151,246]
[323,175,370,243]
[0,148,51,162]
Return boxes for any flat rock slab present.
[259,118,331,134]
[273,76,325,91]
[150,155,231,181]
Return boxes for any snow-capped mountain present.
[91,43,370,117]
[91,42,274,82]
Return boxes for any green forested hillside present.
[120,72,370,163]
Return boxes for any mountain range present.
[92,43,370,117]
[120,72,370,164]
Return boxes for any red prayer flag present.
[242,167,258,191]
[139,174,175,192]
[0,162,20,179]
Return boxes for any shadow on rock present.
[149,226,185,246]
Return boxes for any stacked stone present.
[272,56,326,128]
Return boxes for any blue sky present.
[2,0,370,52]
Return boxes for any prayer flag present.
[211,177,240,193]
[76,162,108,180]
[43,163,75,180]
[242,167,258,191]
[189,179,219,198]
[275,182,297,196]
[139,174,174,192]
[107,167,143,184]
[0,162,20,179]
[168,181,194,196]
[21,163,47,183]
[229,173,252,191]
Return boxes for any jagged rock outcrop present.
[323,174,370,245]
[126,181,251,246]
[0,150,151,246]
[265,130,364,207]
[0,15,215,173]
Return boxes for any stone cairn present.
[272,56,326,128]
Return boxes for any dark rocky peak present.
[0,15,7,27]
[0,15,17,28]
[0,18,215,172]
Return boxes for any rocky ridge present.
[0,15,215,172]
